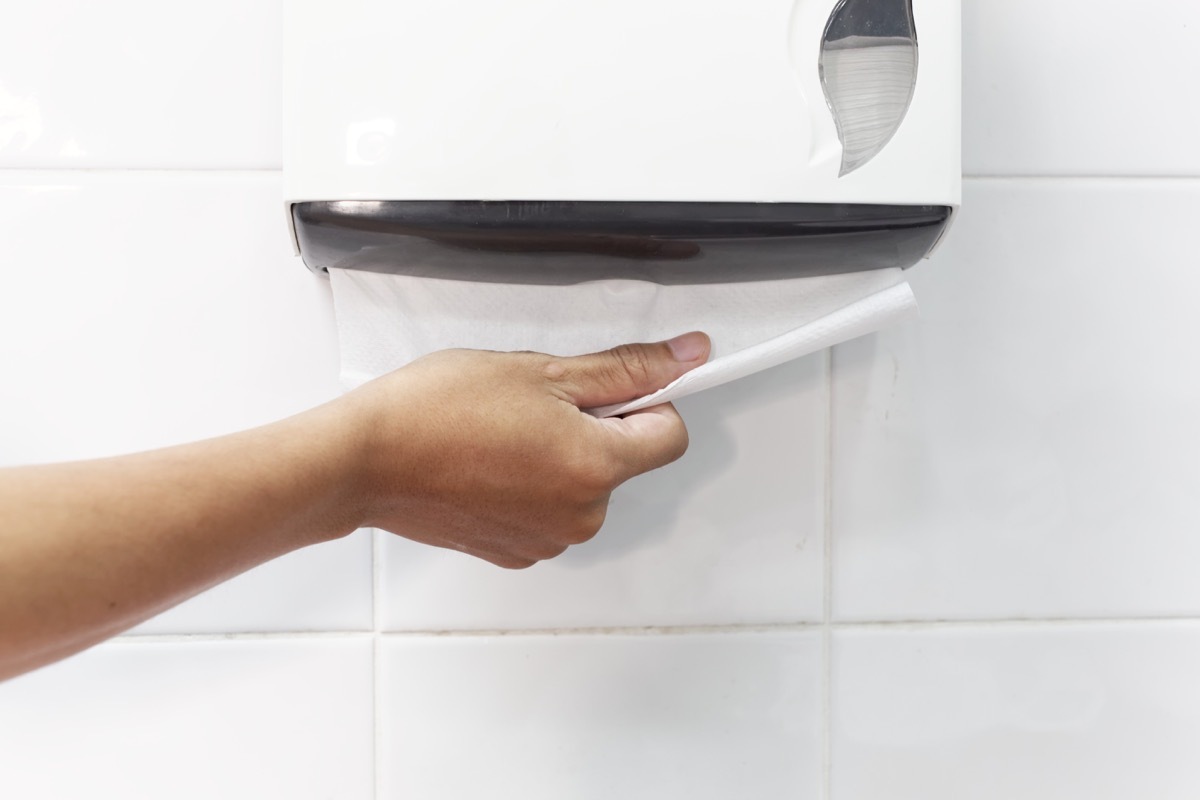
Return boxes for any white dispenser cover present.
[283,0,960,214]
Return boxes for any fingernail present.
[665,332,708,362]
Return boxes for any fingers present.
[479,552,538,570]
[451,536,574,570]
[598,403,690,483]
[433,520,584,570]
[436,538,539,570]
[549,332,710,408]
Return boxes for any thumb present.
[550,332,710,408]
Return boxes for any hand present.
[340,332,711,568]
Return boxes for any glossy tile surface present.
[0,639,373,799]
[0,173,340,461]
[832,179,1200,620]
[963,1,1200,176]
[0,173,370,632]
[7,0,1200,791]
[0,3,281,168]
[380,632,821,800]
[832,624,1200,799]
[380,360,826,630]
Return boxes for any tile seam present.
[372,528,384,800]
[821,347,834,800]
[111,630,374,643]
[370,616,1200,637]
[3,168,1200,182]
[831,616,1200,630]
[376,623,826,637]
[964,173,1200,181]
[0,167,281,175]
[111,616,1200,642]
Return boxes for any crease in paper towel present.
[330,267,917,418]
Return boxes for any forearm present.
[0,403,366,679]
[0,335,707,681]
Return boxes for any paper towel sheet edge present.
[587,281,918,418]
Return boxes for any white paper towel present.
[330,267,917,417]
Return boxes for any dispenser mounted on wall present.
[284,0,960,283]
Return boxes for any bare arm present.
[0,333,709,680]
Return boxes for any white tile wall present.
[963,1,1200,177]
[0,172,373,634]
[832,624,1200,799]
[0,2,281,169]
[0,173,340,461]
[0,638,374,799]
[831,179,1200,622]
[379,632,822,800]
[3,0,1200,798]
[379,359,826,631]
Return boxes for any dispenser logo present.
[346,119,396,166]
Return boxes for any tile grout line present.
[377,622,828,637]
[962,173,1200,182]
[832,616,1200,630]
[4,167,1200,182]
[109,631,374,644]
[372,528,383,800]
[0,167,282,175]
[821,348,834,800]
[110,614,1200,643]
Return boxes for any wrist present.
[277,398,377,545]
[328,374,433,534]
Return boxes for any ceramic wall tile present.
[11,0,1199,176]
[0,172,340,461]
[0,2,280,168]
[831,179,1200,621]
[380,631,821,800]
[831,624,1200,799]
[0,172,371,632]
[963,1,1200,176]
[0,638,373,799]
[379,359,826,630]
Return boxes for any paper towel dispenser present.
[283,0,960,283]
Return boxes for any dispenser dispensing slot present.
[292,201,953,285]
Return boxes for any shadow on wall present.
[559,357,825,567]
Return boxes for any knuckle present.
[433,348,479,366]
[665,419,690,463]
[641,407,689,468]
[579,461,621,497]
[539,542,570,560]
[540,357,568,382]
[563,444,621,494]
[568,505,608,544]
[494,555,537,570]
[610,344,654,388]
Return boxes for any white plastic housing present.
[283,0,960,248]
